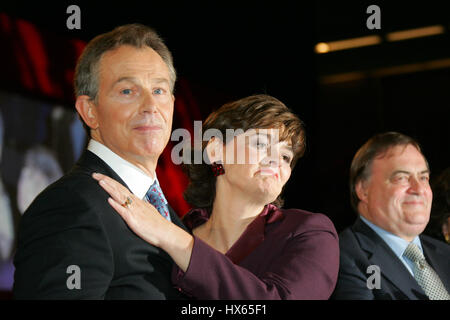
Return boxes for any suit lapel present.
[77,150,188,231]
[74,150,131,190]
[168,205,188,231]
[353,218,427,299]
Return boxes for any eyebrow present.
[110,76,137,90]
[251,132,294,153]
[281,146,295,154]
[390,169,430,177]
[111,76,170,88]
[152,77,170,85]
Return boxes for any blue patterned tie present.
[145,180,171,221]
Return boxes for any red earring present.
[211,162,225,176]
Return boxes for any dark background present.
[0,0,449,297]
[1,0,449,228]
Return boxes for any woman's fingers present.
[92,172,128,193]
[92,172,131,204]
[108,197,132,223]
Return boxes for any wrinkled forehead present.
[97,46,171,82]
[99,62,171,81]
[372,144,429,172]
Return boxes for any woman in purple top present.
[93,94,339,299]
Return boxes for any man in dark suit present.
[333,132,450,300]
[13,24,187,299]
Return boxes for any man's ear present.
[355,180,369,204]
[442,219,449,240]
[75,95,98,130]
[205,137,224,164]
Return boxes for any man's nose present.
[263,149,280,167]
[408,176,426,195]
[140,90,158,113]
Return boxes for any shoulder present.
[16,166,115,249]
[336,223,374,267]
[268,208,338,247]
[338,225,359,245]
[420,234,450,253]
[26,168,103,212]
[278,208,337,236]
[20,162,112,231]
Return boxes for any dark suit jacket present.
[332,217,450,300]
[13,150,187,299]
[172,205,340,299]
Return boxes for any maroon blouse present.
[172,204,339,300]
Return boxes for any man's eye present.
[394,175,408,182]
[154,88,163,95]
[121,89,132,95]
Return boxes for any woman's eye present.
[282,155,292,163]
[256,141,268,149]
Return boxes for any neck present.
[128,156,157,178]
[198,181,266,253]
[91,137,158,178]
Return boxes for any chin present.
[260,191,280,205]
[136,141,167,155]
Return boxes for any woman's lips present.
[257,168,279,178]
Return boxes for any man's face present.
[91,45,174,170]
[359,144,432,240]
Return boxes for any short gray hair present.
[74,23,176,100]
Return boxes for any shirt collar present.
[87,139,155,199]
[359,215,423,259]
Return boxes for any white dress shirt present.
[87,139,156,200]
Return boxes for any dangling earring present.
[211,162,225,176]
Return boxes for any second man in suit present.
[333,132,450,300]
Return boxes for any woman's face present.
[217,128,294,205]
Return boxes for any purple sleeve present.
[171,214,339,300]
